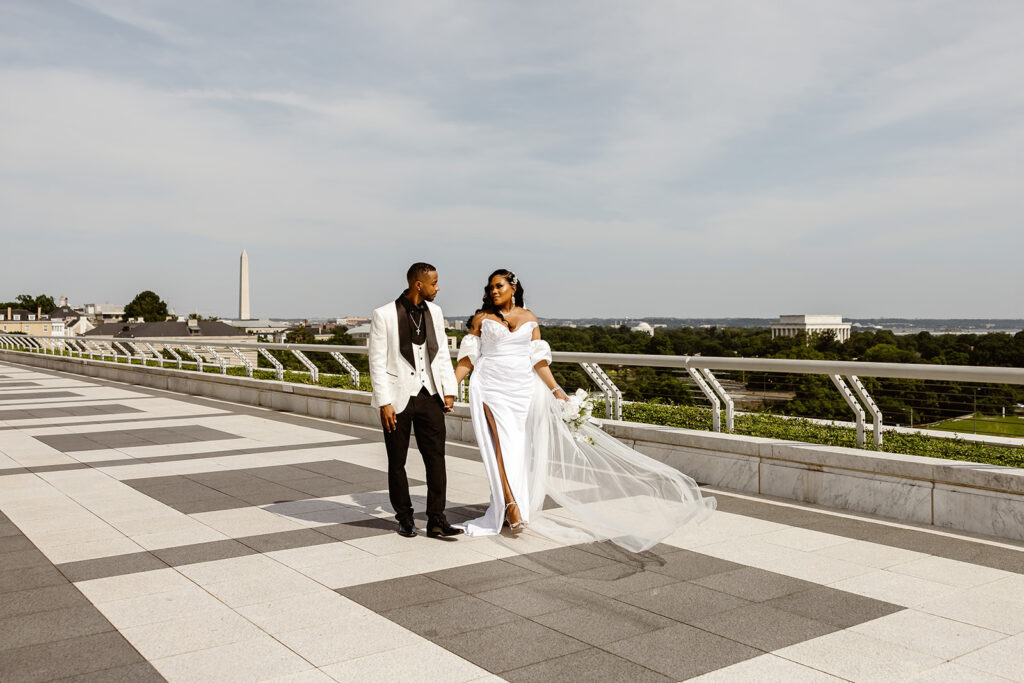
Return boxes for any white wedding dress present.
[455,318,715,552]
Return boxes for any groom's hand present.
[443,395,455,413]
[380,405,398,432]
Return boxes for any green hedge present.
[602,401,1024,468]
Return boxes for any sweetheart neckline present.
[482,318,538,335]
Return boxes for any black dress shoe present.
[397,520,416,538]
[426,518,464,538]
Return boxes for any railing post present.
[328,351,360,386]
[202,345,229,375]
[228,347,254,377]
[687,367,721,432]
[291,349,318,383]
[846,375,883,447]
[142,342,165,368]
[579,362,622,420]
[181,345,204,372]
[112,341,133,363]
[830,375,866,447]
[700,368,734,431]
[162,345,183,369]
[258,348,285,380]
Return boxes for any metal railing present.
[2,334,1023,448]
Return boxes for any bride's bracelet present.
[551,385,563,394]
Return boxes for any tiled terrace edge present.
[4,349,1023,543]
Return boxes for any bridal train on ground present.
[455,318,715,553]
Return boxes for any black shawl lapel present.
[395,299,415,369]
[422,304,439,364]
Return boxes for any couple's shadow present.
[264,494,671,575]
[263,493,478,542]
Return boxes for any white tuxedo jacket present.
[368,298,458,414]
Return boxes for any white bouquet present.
[560,389,596,442]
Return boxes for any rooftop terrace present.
[2,360,1023,682]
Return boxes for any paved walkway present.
[1,361,1023,682]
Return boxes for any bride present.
[453,269,715,552]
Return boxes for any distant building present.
[47,304,93,336]
[445,319,466,331]
[86,319,247,340]
[222,318,293,341]
[78,303,126,324]
[335,316,369,327]
[347,323,372,346]
[771,315,851,342]
[0,307,64,336]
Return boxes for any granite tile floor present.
[1,361,1023,682]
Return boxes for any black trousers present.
[384,388,448,524]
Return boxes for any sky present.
[1,1,1022,320]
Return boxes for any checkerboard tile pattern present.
[2,361,1024,682]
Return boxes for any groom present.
[368,263,463,538]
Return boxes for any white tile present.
[190,508,311,537]
[201,569,325,608]
[760,527,850,552]
[131,525,230,550]
[904,661,1014,682]
[40,536,146,563]
[829,570,955,607]
[954,633,1024,681]
[775,629,943,682]
[95,586,227,629]
[814,539,928,568]
[75,568,195,604]
[387,544,494,574]
[849,609,1006,658]
[296,555,413,588]
[236,591,371,635]
[274,612,421,667]
[920,590,1024,635]
[152,635,313,682]
[688,652,846,682]
[176,554,282,585]
[267,542,370,569]
[321,641,489,682]
[264,670,335,683]
[887,556,1012,588]
[121,607,264,659]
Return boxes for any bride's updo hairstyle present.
[467,269,525,329]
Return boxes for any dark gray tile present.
[618,581,750,623]
[690,567,818,602]
[0,584,91,621]
[502,546,615,577]
[0,549,50,570]
[338,575,464,612]
[151,539,256,567]
[0,523,23,539]
[436,618,588,673]
[645,550,745,581]
[34,425,237,452]
[213,482,308,506]
[236,528,335,553]
[55,661,166,682]
[764,586,903,628]
[605,623,762,680]
[57,552,167,583]
[0,565,68,594]
[384,595,520,639]
[503,647,672,683]
[317,518,395,542]
[0,381,40,388]
[690,603,838,651]
[0,631,143,683]
[564,563,680,597]
[426,559,545,594]
[475,577,599,618]
[0,606,114,651]
[533,597,675,645]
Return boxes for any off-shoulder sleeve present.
[530,339,552,366]
[457,335,480,365]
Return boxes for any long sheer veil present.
[523,379,716,553]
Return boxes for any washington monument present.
[239,249,251,320]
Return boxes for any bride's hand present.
[553,389,569,401]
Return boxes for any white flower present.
[561,389,595,437]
